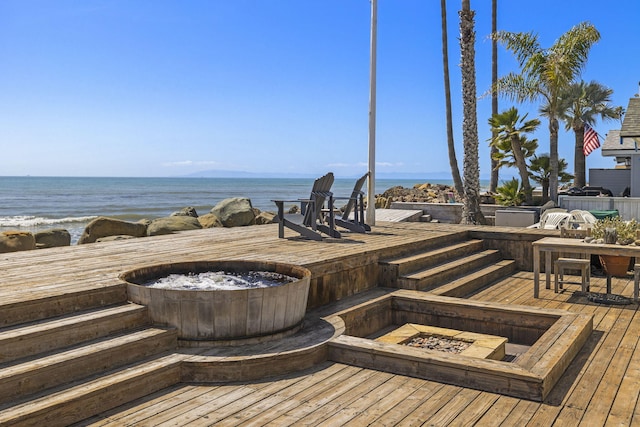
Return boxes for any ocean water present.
[0,176,463,244]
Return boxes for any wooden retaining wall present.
[304,225,554,309]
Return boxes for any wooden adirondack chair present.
[334,172,371,233]
[273,172,341,240]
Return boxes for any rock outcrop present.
[197,213,223,228]
[35,229,71,248]
[0,231,36,253]
[171,207,198,218]
[209,198,256,227]
[375,183,458,208]
[78,217,148,244]
[147,216,202,236]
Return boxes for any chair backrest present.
[303,172,334,226]
[568,209,597,227]
[540,212,571,229]
[341,172,369,219]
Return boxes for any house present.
[590,97,640,196]
[560,95,640,220]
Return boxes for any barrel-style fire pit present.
[121,260,311,345]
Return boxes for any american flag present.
[583,123,600,156]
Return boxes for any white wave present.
[0,215,98,227]
[144,271,293,291]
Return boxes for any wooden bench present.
[554,258,590,293]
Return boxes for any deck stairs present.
[0,286,181,426]
[379,233,517,297]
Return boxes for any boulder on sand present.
[78,217,148,244]
[147,216,202,236]
[171,207,199,218]
[35,229,71,248]
[209,198,256,227]
[255,211,276,225]
[198,213,223,228]
[0,231,36,253]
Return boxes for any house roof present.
[601,97,640,159]
[601,129,638,160]
[621,97,640,137]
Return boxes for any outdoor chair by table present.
[334,172,371,234]
[273,172,341,241]
[554,257,590,293]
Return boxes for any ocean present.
[0,176,464,244]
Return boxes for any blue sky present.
[1,0,638,180]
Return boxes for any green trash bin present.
[588,209,619,220]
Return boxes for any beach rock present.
[171,207,199,218]
[35,229,71,248]
[78,217,148,244]
[255,211,277,225]
[210,197,256,227]
[377,183,458,205]
[198,213,223,228]
[375,196,391,209]
[147,216,202,236]
[0,231,36,253]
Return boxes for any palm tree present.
[529,153,573,203]
[491,134,538,170]
[459,0,484,224]
[555,80,622,187]
[440,0,464,197]
[495,178,524,206]
[494,22,600,203]
[488,107,540,204]
[489,0,499,193]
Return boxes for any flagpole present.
[366,0,377,226]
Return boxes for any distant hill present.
[182,169,497,180]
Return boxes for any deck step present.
[397,249,502,290]
[382,239,485,280]
[378,234,473,285]
[0,303,149,364]
[0,353,184,427]
[0,284,127,328]
[0,327,177,405]
[430,260,517,297]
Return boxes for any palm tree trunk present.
[489,0,499,193]
[549,117,560,203]
[459,0,484,224]
[441,0,464,197]
[574,125,586,188]
[510,135,533,204]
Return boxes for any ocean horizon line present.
[1,173,505,181]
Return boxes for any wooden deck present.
[1,222,639,425]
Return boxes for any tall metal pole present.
[366,0,377,226]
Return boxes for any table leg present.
[533,247,540,298]
[545,251,552,290]
[606,274,612,294]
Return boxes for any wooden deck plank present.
[312,375,424,426]
[286,370,394,425]
[395,386,465,427]
[2,222,640,425]
[469,395,521,427]
[578,308,640,426]
[366,381,447,426]
[233,363,362,426]
[446,392,501,426]
[421,388,483,425]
